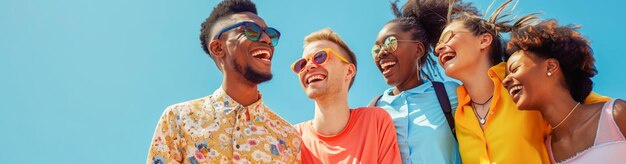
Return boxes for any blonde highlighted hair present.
[446,0,540,65]
[303,28,357,89]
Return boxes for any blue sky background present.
[1,0,623,163]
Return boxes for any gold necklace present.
[551,102,581,130]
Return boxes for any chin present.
[383,78,396,86]
[305,90,324,99]
[515,98,538,111]
[443,67,461,80]
[254,68,272,77]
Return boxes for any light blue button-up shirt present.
[376,80,461,164]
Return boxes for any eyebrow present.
[507,61,519,72]
[380,34,398,41]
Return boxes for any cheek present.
[400,59,417,72]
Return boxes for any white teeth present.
[306,75,326,84]
[380,61,396,69]
[441,53,456,64]
[509,86,523,96]
[251,49,271,59]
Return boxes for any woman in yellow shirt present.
[433,0,609,163]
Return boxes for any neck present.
[393,72,423,95]
[311,92,351,136]
[222,74,259,106]
[456,59,495,102]
[461,66,495,103]
[539,89,582,137]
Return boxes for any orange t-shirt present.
[295,107,402,164]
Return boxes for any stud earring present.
[547,72,552,76]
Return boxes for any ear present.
[345,64,356,82]
[414,42,426,59]
[478,33,494,50]
[545,58,560,76]
[209,40,226,72]
[209,40,225,59]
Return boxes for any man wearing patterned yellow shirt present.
[146,0,301,163]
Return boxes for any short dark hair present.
[199,0,257,57]
[506,19,596,102]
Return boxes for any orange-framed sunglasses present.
[434,30,473,55]
[290,48,351,74]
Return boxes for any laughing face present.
[503,51,551,110]
[434,21,484,80]
[373,22,421,89]
[213,12,275,84]
[298,40,354,99]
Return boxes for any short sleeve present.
[374,108,402,164]
[146,107,183,164]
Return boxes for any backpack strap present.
[368,94,383,107]
[432,81,456,138]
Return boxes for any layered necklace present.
[471,96,493,128]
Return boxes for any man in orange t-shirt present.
[289,28,402,164]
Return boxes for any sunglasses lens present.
[440,31,452,44]
[266,28,280,46]
[371,45,380,57]
[244,23,262,41]
[384,36,398,53]
[293,59,307,73]
[313,51,328,65]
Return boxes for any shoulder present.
[159,96,212,121]
[293,122,308,135]
[439,81,460,96]
[613,99,626,133]
[263,105,298,127]
[352,107,393,122]
[440,81,461,89]
[165,96,209,114]
[262,105,303,135]
[353,107,388,115]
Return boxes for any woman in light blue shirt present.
[368,0,469,163]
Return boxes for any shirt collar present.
[210,87,264,113]
[404,79,433,94]
[381,80,433,103]
[488,62,507,81]
[458,62,507,108]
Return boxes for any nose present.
[375,49,389,61]
[502,75,513,89]
[434,43,447,57]
[303,58,318,73]
[257,31,272,45]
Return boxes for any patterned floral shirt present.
[147,88,302,164]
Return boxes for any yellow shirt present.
[147,88,302,164]
[455,62,611,164]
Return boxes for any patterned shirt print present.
[147,88,301,164]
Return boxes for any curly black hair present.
[199,0,257,57]
[389,0,476,81]
[448,0,539,65]
[506,19,596,102]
